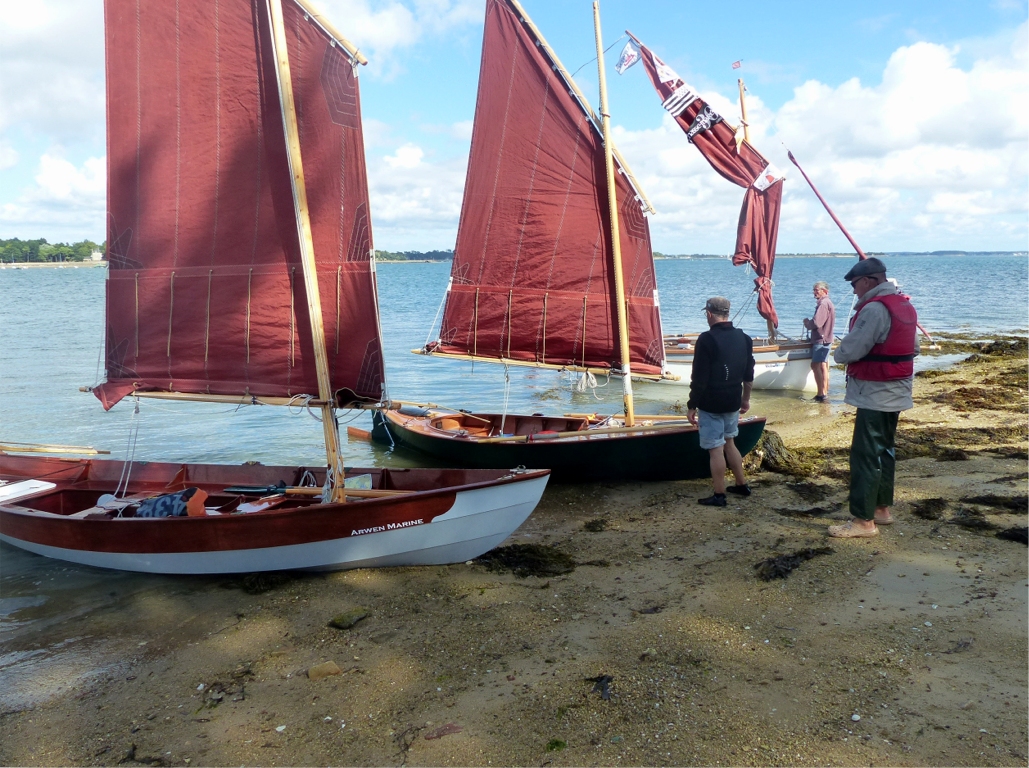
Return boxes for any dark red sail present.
[629,34,782,328]
[430,0,665,376]
[97,0,384,409]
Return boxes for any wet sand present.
[1,338,1026,767]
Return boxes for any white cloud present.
[0,153,106,240]
[369,145,466,249]
[0,142,18,171]
[616,23,1029,253]
[312,0,480,77]
[383,143,425,168]
[0,0,104,140]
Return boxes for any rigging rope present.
[499,364,511,436]
[114,397,141,498]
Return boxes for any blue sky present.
[1,0,1026,254]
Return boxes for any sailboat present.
[370,0,766,482]
[0,0,549,575]
[622,34,815,393]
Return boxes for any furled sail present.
[96,0,384,410]
[426,0,665,377]
[628,33,783,329]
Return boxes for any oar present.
[0,441,110,455]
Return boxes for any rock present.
[424,723,462,740]
[851,714,861,722]
[308,661,342,680]
[328,607,370,630]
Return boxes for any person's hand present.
[687,408,698,426]
[740,399,751,415]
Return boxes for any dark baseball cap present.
[704,296,730,314]
[843,257,887,282]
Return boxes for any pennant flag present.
[732,60,742,69]
[615,39,641,74]
[627,31,784,329]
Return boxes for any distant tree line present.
[375,249,453,261]
[0,237,105,263]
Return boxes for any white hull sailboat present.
[0,0,549,574]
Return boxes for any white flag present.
[615,40,641,75]
[752,162,784,191]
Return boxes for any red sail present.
[629,34,782,328]
[432,0,665,376]
[97,0,384,410]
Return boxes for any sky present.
[1,0,1026,254]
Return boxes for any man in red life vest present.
[829,257,918,538]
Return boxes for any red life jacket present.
[847,293,918,381]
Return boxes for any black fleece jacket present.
[686,322,755,413]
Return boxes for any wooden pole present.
[593,1,634,427]
[738,78,750,144]
[266,0,345,502]
[507,0,654,215]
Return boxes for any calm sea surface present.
[0,254,1025,708]
[1,254,1026,468]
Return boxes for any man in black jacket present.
[686,297,756,506]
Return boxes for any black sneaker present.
[698,493,727,507]
[726,484,752,497]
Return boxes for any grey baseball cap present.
[704,296,730,314]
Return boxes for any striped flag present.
[732,60,742,69]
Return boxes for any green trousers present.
[849,408,900,520]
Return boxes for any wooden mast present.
[593,1,635,427]
[737,78,750,144]
[266,0,345,502]
[738,76,776,341]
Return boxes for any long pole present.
[737,78,750,144]
[266,0,345,502]
[787,150,868,260]
[593,1,634,427]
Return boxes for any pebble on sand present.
[308,661,343,680]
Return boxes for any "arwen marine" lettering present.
[351,519,424,536]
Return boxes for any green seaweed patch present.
[328,607,370,630]
[546,739,567,752]
[933,385,1025,412]
[911,498,948,520]
[896,425,1026,459]
[476,543,576,578]
[221,571,301,594]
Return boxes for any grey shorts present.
[697,409,740,450]
[811,343,831,363]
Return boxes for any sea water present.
[0,254,1025,709]
[2,254,1025,467]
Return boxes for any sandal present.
[828,521,879,538]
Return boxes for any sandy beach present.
[1,337,1026,767]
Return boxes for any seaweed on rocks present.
[961,494,1028,512]
[583,518,608,532]
[754,547,834,581]
[476,543,576,577]
[950,507,999,531]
